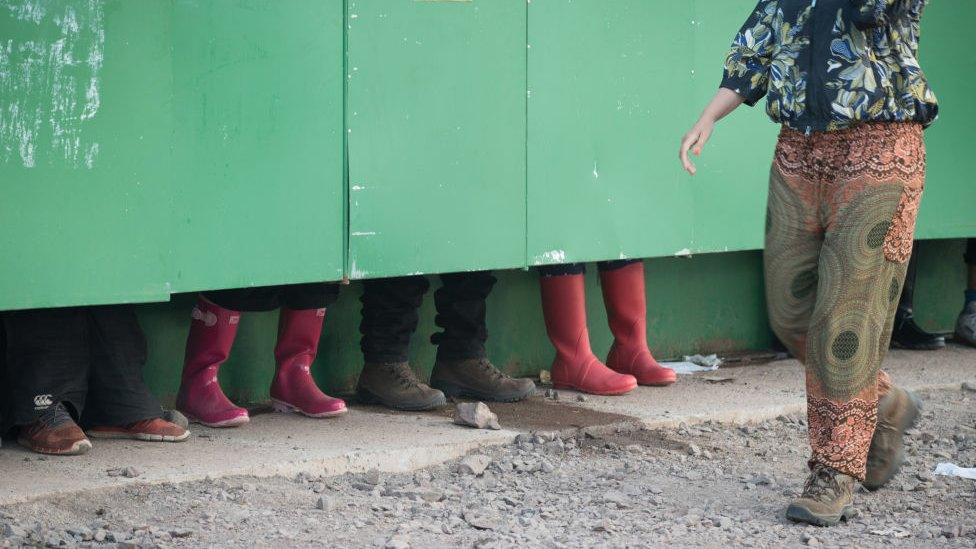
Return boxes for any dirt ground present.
[1,386,974,548]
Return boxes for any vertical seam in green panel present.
[342,0,351,280]
[523,0,530,271]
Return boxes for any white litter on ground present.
[663,354,723,375]
[933,462,976,480]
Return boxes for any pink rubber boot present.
[540,274,638,396]
[270,308,347,418]
[175,297,250,428]
[601,262,677,386]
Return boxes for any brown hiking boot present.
[430,358,536,402]
[864,386,922,491]
[786,465,856,527]
[357,362,447,411]
[18,403,92,456]
[88,418,190,442]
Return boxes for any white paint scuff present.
[533,249,567,265]
[1,0,105,169]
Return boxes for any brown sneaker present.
[357,362,447,411]
[87,418,190,442]
[430,358,536,402]
[863,386,922,491]
[18,403,92,456]
[786,465,856,526]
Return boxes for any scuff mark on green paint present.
[0,0,104,169]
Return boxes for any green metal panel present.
[913,0,976,239]
[345,0,527,279]
[527,0,696,266]
[0,0,345,311]
[169,0,345,292]
[688,0,777,254]
[0,0,174,310]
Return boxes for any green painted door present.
[345,0,527,279]
[169,0,345,292]
[0,0,174,310]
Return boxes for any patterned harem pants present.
[764,122,925,480]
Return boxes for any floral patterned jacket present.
[721,0,938,133]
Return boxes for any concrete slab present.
[560,344,976,428]
[1,345,974,505]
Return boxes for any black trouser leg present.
[538,263,586,277]
[898,246,920,314]
[432,271,497,361]
[80,305,163,428]
[360,276,430,363]
[205,283,340,312]
[537,259,640,277]
[965,239,976,267]
[281,283,341,310]
[2,308,90,428]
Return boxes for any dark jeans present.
[966,238,976,266]
[2,305,163,430]
[538,259,639,277]
[360,271,496,364]
[205,282,341,312]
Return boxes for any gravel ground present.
[1,386,974,548]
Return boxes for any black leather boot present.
[891,250,945,350]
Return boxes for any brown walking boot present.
[18,403,92,456]
[786,465,856,527]
[430,358,536,402]
[863,386,922,491]
[356,362,447,411]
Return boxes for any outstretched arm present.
[678,89,746,176]
[678,0,776,176]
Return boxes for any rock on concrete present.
[453,402,501,430]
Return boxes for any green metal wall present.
[2,0,973,309]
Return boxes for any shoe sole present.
[552,382,637,396]
[356,388,447,411]
[636,379,677,387]
[863,391,922,491]
[785,504,855,527]
[891,340,946,351]
[18,437,93,456]
[271,399,348,418]
[433,383,535,403]
[954,332,976,348]
[183,413,250,429]
[87,430,191,442]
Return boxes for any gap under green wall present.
[138,240,970,407]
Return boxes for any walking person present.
[176,283,347,427]
[679,0,937,526]
[538,261,675,396]
[2,306,188,455]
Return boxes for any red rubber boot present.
[540,274,638,396]
[270,308,347,418]
[175,297,250,428]
[601,262,676,386]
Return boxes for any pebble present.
[458,454,492,476]
[316,496,336,511]
[454,402,501,430]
